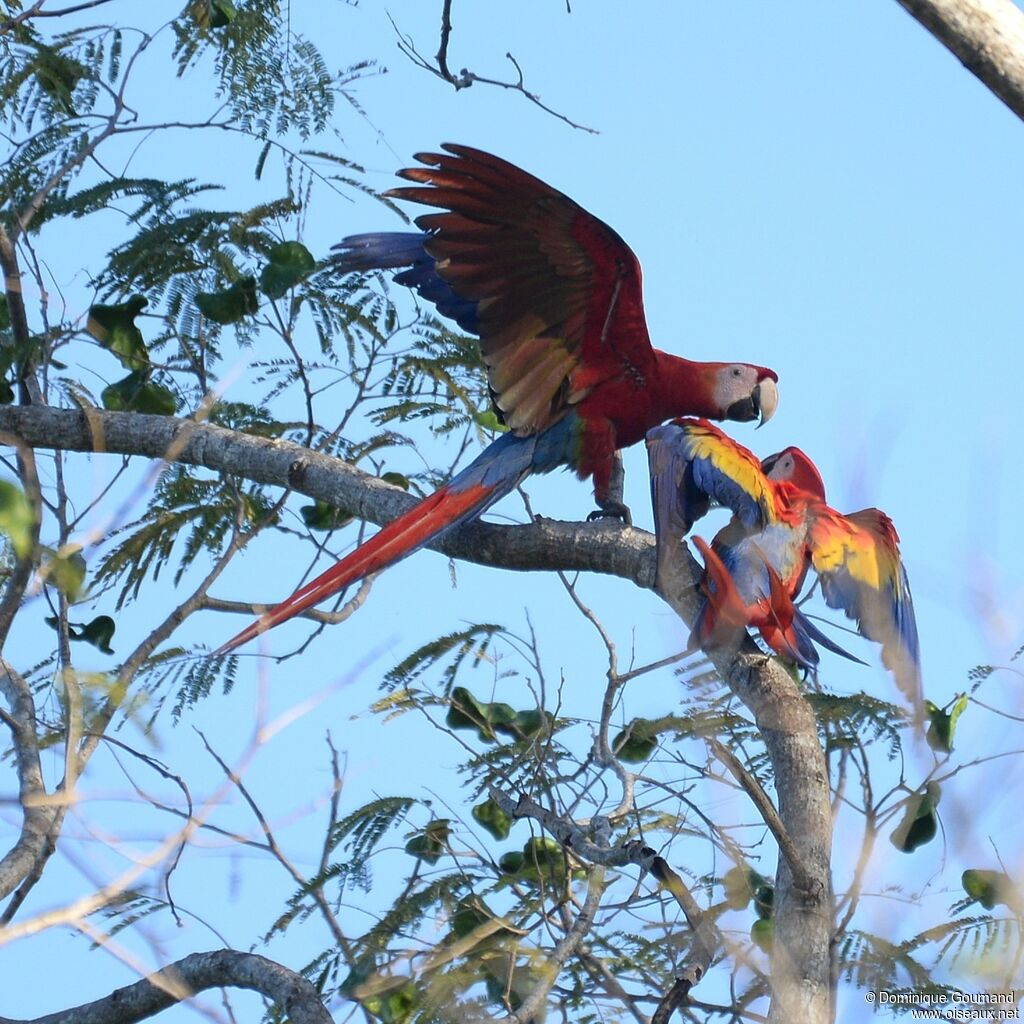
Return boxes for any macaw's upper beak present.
[726,375,779,427]
[754,375,779,427]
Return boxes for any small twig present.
[389,4,597,132]
[707,738,817,897]
[195,728,363,975]
[510,865,606,1023]
[0,0,117,33]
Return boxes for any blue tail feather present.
[332,231,479,334]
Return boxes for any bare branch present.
[0,662,58,907]
[0,405,658,589]
[894,0,1024,121]
[510,866,606,1024]
[0,0,118,34]
[707,737,817,895]
[0,949,331,1024]
[390,2,598,132]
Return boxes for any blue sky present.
[4,2,1024,1020]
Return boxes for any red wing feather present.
[386,144,656,437]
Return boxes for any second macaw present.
[216,145,779,653]
[646,418,922,720]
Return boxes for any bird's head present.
[713,365,779,427]
[762,446,827,501]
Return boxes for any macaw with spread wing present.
[646,418,922,719]
[216,146,779,653]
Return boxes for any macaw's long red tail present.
[213,478,510,655]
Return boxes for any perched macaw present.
[646,418,922,719]
[216,146,779,654]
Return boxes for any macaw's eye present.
[731,367,742,377]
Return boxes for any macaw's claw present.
[587,502,632,526]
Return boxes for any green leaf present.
[209,0,237,27]
[723,866,772,911]
[962,869,1018,911]
[507,707,549,740]
[446,686,516,743]
[890,782,941,853]
[499,837,578,887]
[497,851,525,875]
[44,614,116,654]
[46,547,86,600]
[750,918,774,953]
[188,0,238,29]
[259,241,315,299]
[925,694,968,754]
[754,883,774,919]
[195,276,259,325]
[613,718,659,763]
[87,296,149,370]
[449,897,498,938]
[379,471,410,491]
[0,481,36,559]
[0,294,9,330]
[403,819,450,865]
[102,372,176,415]
[300,499,352,533]
[78,614,116,654]
[472,798,512,841]
[473,409,508,433]
[363,982,417,1024]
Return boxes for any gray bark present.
[0,949,331,1024]
[895,0,1024,121]
[656,550,835,1024]
[0,405,657,588]
[0,662,59,903]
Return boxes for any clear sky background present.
[3,2,1024,1021]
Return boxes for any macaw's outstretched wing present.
[376,143,658,436]
[807,507,923,720]
[646,418,781,544]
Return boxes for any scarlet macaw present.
[646,419,922,719]
[217,146,779,653]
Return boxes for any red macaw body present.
[646,419,922,719]
[217,146,779,654]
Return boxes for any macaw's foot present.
[588,450,630,524]
[587,500,632,526]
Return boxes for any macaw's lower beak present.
[726,376,779,427]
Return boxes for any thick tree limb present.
[0,949,331,1024]
[894,0,1024,121]
[0,406,657,588]
[655,548,834,1024]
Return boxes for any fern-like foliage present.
[95,466,276,608]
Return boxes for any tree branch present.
[0,406,658,588]
[0,949,331,1024]
[654,543,834,1024]
[894,0,1024,121]
[0,661,58,907]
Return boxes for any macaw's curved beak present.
[754,375,778,427]
[726,375,779,427]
